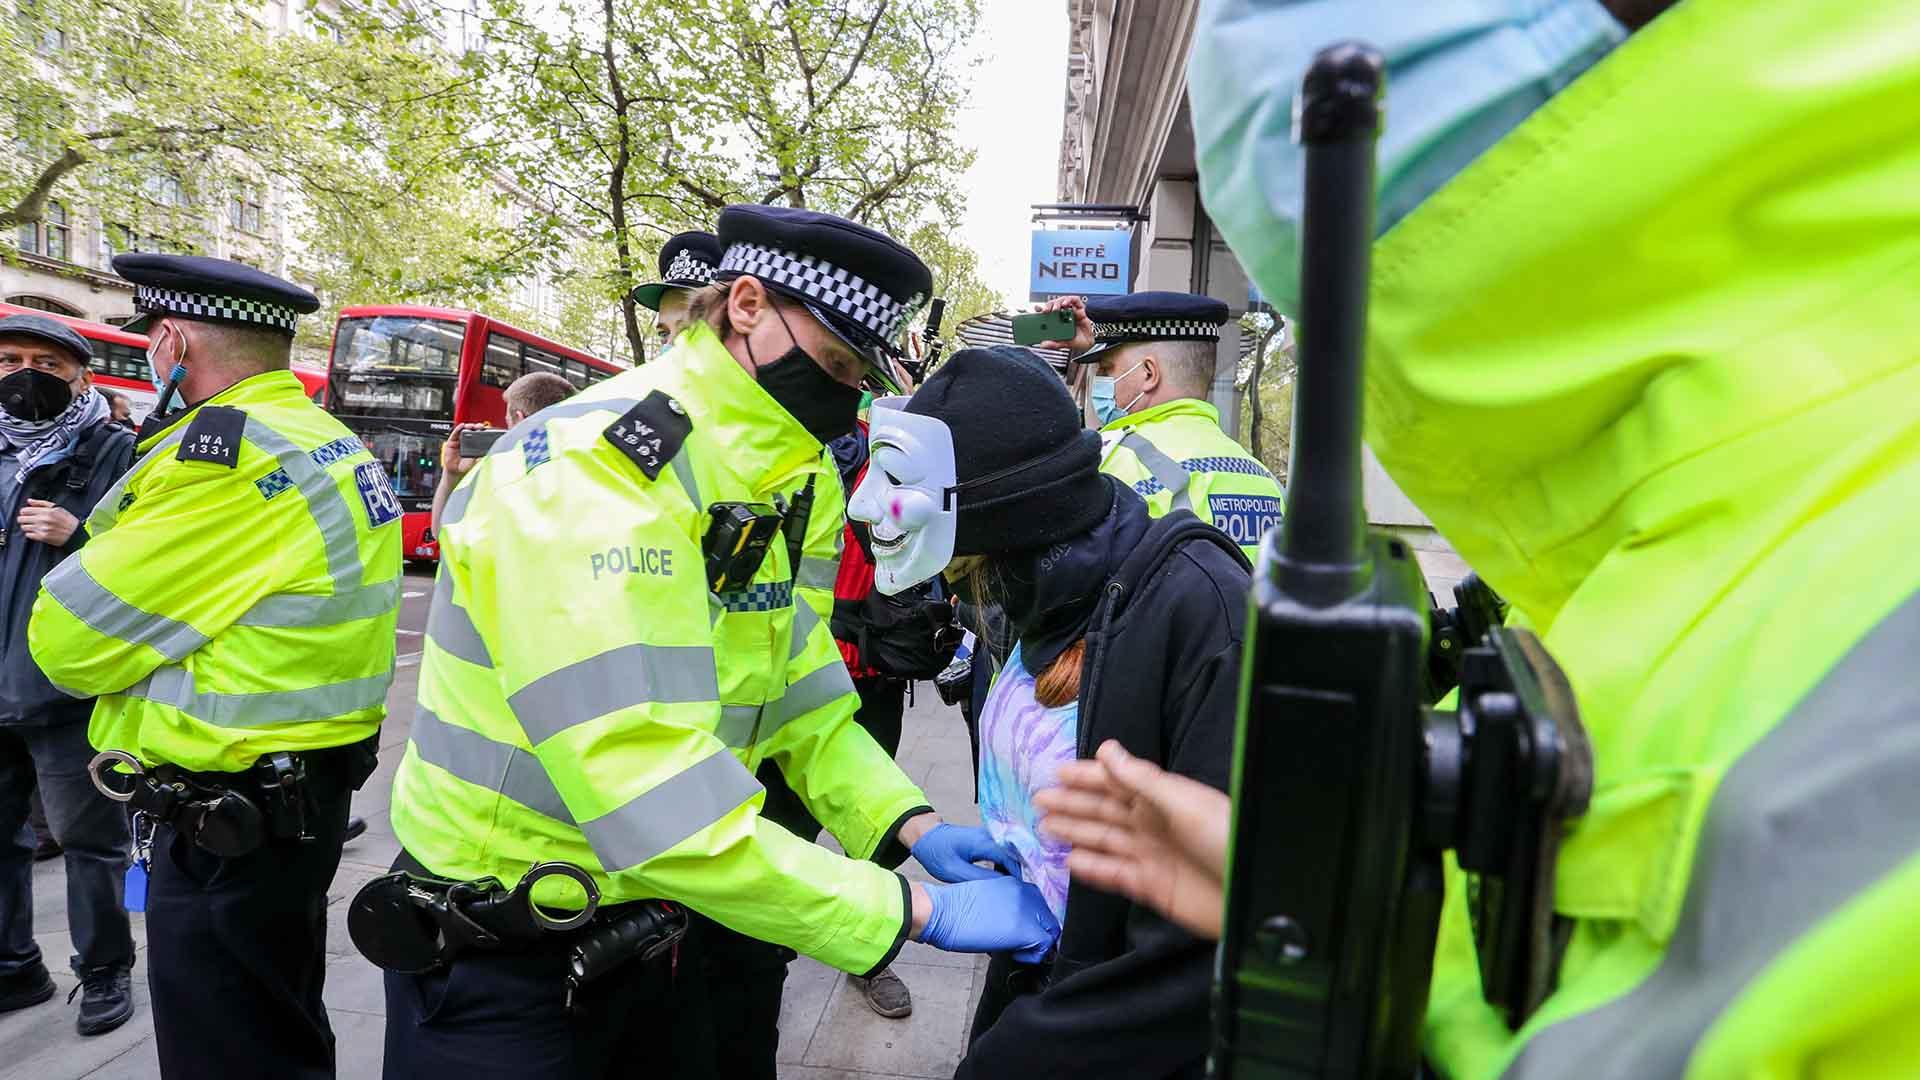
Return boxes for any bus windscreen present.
[328,315,464,420]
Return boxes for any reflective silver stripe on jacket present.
[580,749,763,871]
[243,419,365,595]
[235,578,400,628]
[671,453,701,507]
[791,601,823,660]
[715,705,762,749]
[1504,592,1920,1078]
[753,658,856,746]
[40,559,210,661]
[796,556,840,592]
[441,478,478,527]
[1120,432,1193,512]
[511,643,721,745]
[409,706,571,822]
[425,569,492,668]
[126,664,391,728]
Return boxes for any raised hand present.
[1035,740,1229,940]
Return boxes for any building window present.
[104,223,187,257]
[143,173,188,208]
[14,200,69,261]
[4,295,83,317]
[228,195,263,234]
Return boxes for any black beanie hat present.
[905,346,1109,555]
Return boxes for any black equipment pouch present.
[349,871,459,975]
[348,861,602,974]
[174,787,266,858]
[252,751,311,842]
[703,502,784,593]
[87,751,271,858]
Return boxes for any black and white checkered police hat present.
[112,253,320,338]
[714,205,932,379]
[631,231,723,312]
[1073,291,1231,363]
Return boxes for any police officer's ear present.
[723,275,774,339]
[1137,352,1162,396]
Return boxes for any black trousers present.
[383,913,757,1080]
[0,720,134,977]
[968,951,1046,1047]
[384,938,683,1079]
[146,749,360,1080]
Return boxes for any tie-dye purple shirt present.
[976,643,1078,924]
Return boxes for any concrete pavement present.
[2,567,986,1079]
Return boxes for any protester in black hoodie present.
[848,346,1249,1079]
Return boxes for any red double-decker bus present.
[323,304,621,563]
[0,301,327,424]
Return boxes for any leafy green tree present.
[1237,308,1294,475]
[476,0,992,364]
[1,0,511,306]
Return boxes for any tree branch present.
[0,147,89,229]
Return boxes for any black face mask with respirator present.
[0,368,75,423]
[750,302,863,443]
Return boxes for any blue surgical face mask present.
[1090,358,1147,427]
[148,325,184,396]
[1190,0,1625,316]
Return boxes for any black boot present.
[344,816,368,843]
[71,964,134,1036]
[0,962,56,1014]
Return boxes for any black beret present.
[631,231,722,312]
[0,313,92,366]
[714,205,931,366]
[1073,291,1231,363]
[112,253,319,337]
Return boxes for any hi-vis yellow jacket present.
[1099,398,1284,562]
[29,369,402,773]
[392,322,930,977]
[1334,1,1920,1075]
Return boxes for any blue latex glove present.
[910,823,1022,883]
[916,877,1060,964]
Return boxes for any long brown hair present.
[1032,639,1086,708]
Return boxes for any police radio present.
[1212,44,1593,1079]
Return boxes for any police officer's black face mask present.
[749,303,861,443]
[0,367,75,423]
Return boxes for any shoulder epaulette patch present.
[176,406,246,468]
[603,391,692,481]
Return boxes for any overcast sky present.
[952,0,1069,304]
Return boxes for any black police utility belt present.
[348,850,688,1006]
[88,747,326,857]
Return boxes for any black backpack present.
[831,572,962,680]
